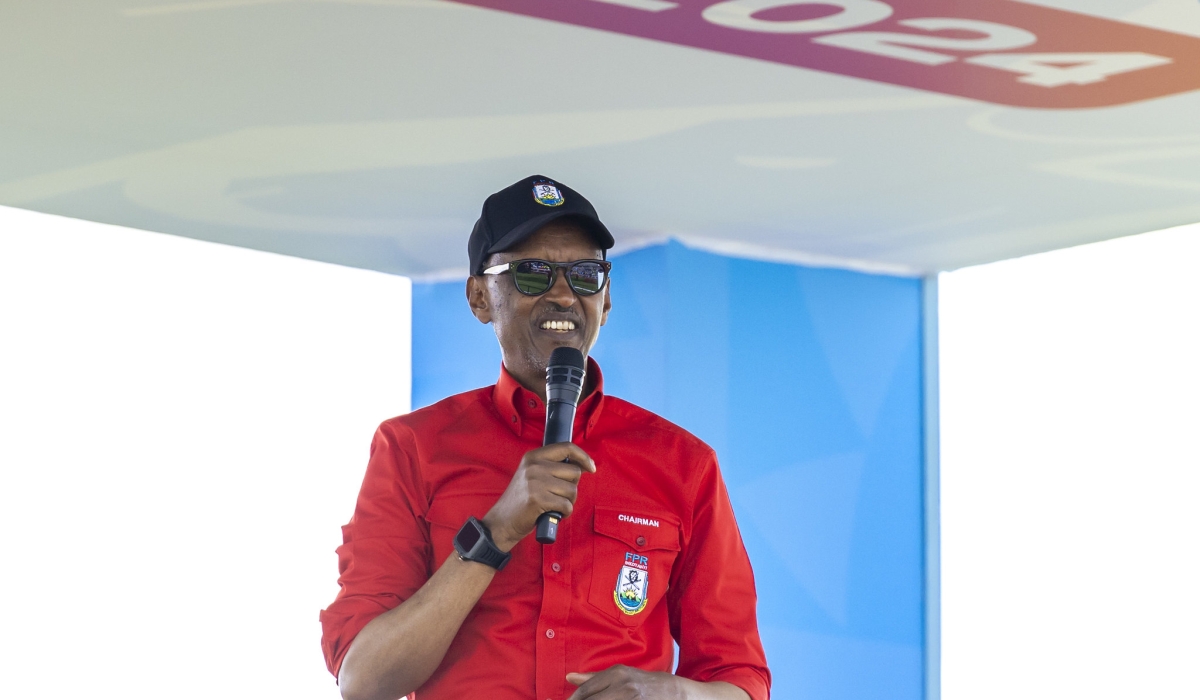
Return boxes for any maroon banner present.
[447,0,1200,108]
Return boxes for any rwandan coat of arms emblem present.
[614,551,650,615]
[532,181,565,207]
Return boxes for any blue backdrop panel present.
[411,241,925,700]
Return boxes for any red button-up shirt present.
[320,360,770,700]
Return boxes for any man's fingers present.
[542,461,585,484]
[539,494,575,519]
[541,477,578,504]
[566,672,594,686]
[539,442,597,473]
[566,671,610,700]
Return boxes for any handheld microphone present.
[535,346,586,544]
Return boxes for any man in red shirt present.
[320,176,770,700]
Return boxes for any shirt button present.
[551,562,561,572]
[637,536,647,547]
[511,415,517,423]
[528,399,537,408]
[545,629,555,639]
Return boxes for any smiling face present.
[466,220,611,399]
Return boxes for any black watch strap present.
[453,516,512,571]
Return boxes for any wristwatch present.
[453,516,512,570]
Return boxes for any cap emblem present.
[532,181,565,207]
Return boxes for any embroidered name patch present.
[614,551,650,615]
[618,514,659,527]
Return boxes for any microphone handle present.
[534,510,562,544]
[543,400,574,444]
[535,400,575,544]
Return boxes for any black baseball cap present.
[468,175,614,275]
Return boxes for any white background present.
[0,206,410,699]
[940,223,1200,699]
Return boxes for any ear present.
[466,276,492,324]
[599,283,612,327]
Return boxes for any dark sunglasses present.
[482,259,612,296]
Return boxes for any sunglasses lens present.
[569,262,606,295]
[513,260,554,294]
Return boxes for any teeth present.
[541,320,577,331]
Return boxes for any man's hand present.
[566,667,749,700]
[482,442,596,552]
[566,667,682,700]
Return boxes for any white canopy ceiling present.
[2,0,1198,276]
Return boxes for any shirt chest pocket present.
[587,506,682,627]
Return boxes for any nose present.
[543,265,577,307]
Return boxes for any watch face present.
[456,521,482,552]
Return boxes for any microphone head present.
[546,347,586,405]
[548,346,585,371]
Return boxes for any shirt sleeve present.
[319,421,432,680]
[669,450,772,700]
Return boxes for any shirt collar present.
[493,357,605,439]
